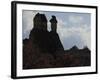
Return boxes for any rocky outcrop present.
[23,13,90,69]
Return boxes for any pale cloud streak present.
[69,15,83,23]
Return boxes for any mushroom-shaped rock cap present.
[50,15,57,23]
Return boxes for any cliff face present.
[23,13,90,69]
[23,29,64,69]
[29,29,64,53]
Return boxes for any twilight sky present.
[22,10,91,50]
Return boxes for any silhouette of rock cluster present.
[23,13,91,69]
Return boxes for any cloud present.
[69,15,83,24]
[22,10,91,50]
[57,18,91,49]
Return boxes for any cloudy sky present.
[22,10,91,50]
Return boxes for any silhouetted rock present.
[29,13,64,53]
[23,13,91,69]
[50,15,57,32]
[23,38,29,45]
[82,46,90,53]
[70,45,79,51]
[33,13,47,31]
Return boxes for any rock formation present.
[28,13,64,53]
[23,13,91,69]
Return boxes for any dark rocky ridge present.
[23,13,90,69]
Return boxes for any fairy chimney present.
[33,13,47,31]
[50,16,57,32]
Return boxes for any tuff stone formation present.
[23,13,90,69]
[29,13,64,53]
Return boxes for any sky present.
[22,10,91,50]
